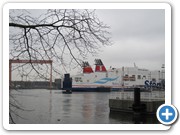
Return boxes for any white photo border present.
[3,2,171,130]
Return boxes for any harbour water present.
[10,89,160,124]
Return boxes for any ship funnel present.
[82,61,94,73]
[94,59,107,72]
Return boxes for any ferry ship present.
[71,59,165,92]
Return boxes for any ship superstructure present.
[72,59,165,91]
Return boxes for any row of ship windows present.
[74,77,83,82]
[123,75,156,81]
[74,75,156,82]
[123,75,145,80]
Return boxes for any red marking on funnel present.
[83,66,94,73]
[95,65,107,72]
[94,59,107,72]
[82,61,94,73]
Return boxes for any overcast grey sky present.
[87,9,165,71]
[10,9,165,79]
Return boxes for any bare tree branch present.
[9,9,111,123]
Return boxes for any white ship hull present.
[71,59,165,92]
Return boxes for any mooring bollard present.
[134,88,140,106]
[132,88,146,114]
[63,73,72,90]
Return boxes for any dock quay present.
[109,99,164,114]
[109,88,165,115]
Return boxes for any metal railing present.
[110,91,165,101]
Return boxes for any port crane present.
[9,59,53,89]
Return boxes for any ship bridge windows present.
[142,75,146,79]
[75,77,82,82]
[123,75,136,81]
[137,75,141,79]
[138,75,147,80]
[123,74,129,81]
[129,75,136,81]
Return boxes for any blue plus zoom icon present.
[157,104,178,125]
